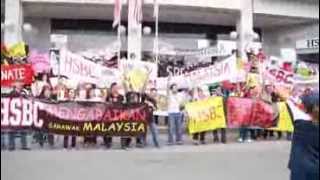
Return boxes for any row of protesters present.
[191,86,228,145]
[3,81,31,151]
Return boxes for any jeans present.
[168,112,183,144]
[239,128,254,140]
[9,131,28,149]
[213,129,227,143]
[1,132,7,149]
[149,116,160,147]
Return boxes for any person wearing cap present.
[287,91,319,180]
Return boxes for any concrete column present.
[4,0,23,46]
[237,0,254,60]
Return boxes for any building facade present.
[1,0,319,62]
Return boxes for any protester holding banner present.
[103,83,125,149]
[126,91,144,148]
[238,86,256,143]
[212,85,228,144]
[36,85,55,148]
[167,83,184,145]
[8,81,30,151]
[192,87,207,145]
[260,84,279,140]
[63,89,77,149]
[288,91,319,180]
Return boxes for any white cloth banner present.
[58,49,120,87]
[156,55,238,89]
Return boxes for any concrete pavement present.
[1,141,291,180]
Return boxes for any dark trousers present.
[121,137,131,148]
[104,136,131,149]
[193,132,206,142]
[103,136,112,148]
[9,131,28,149]
[213,128,227,143]
[63,136,76,148]
[239,128,255,140]
[84,136,97,144]
[37,132,54,147]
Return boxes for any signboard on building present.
[296,38,319,50]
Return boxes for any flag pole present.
[154,0,159,64]
[117,0,122,67]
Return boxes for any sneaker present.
[121,146,129,151]
[167,142,174,146]
[21,147,31,151]
[200,140,206,145]
[245,138,253,143]
[136,143,144,148]
[237,138,244,143]
[176,141,184,145]
[193,140,199,146]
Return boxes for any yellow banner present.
[269,102,294,132]
[124,68,148,92]
[8,42,27,58]
[186,97,226,134]
[246,73,260,88]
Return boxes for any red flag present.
[112,0,122,28]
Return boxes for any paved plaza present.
[2,140,291,180]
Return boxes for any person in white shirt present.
[167,83,184,145]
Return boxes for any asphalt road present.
[1,141,291,180]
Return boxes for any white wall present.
[262,22,319,57]
[255,0,319,19]
[22,0,319,19]
[23,17,51,53]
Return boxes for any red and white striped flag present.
[129,0,143,26]
[153,0,159,18]
[112,0,122,28]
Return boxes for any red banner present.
[226,97,276,128]
[1,64,34,87]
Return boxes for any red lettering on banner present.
[268,68,293,85]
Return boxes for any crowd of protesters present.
[1,47,319,153]
[1,70,317,151]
